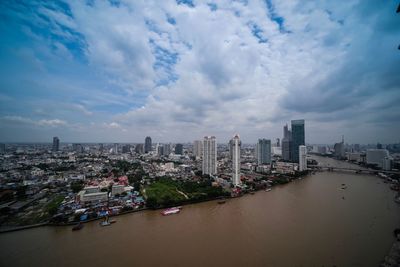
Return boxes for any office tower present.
[135,144,144,154]
[113,143,119,154]
[144,136,152,153]
[175,143,183,155]
[299,145,307,171]
[276,138,280,147]
[0,143,5,154]
[202,136,217,176]
[52,137,60,152]
[99,143,104,152]
[193,140,203,158]
[256,139,271,165]
[291,119,305,163]
[377,143,383,149]
[230,134,241,186]
[282,124,292,161]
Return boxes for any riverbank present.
[0,195,231,233]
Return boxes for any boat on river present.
[161,207,181,216]
[100,216,116,226]
[265,188,272,192]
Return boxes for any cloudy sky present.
[0,0,399,144]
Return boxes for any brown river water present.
[0,157,399,267]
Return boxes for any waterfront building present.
[202,136,217,176]
[291,120,305,163]
[193,140,203,158]
[299,145,307,171]
[77,186,108,203]
[230,134,241,186]
[366,149,390,168]
[175,143,183,155]
[256,139,271,165]
[52,137,59,152]
[145,136,152,153]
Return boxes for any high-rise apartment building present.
[144,136,152,153]
[202,136,217,176]
[193,140,203,158]
[52,137,60,152]
[256,139,271,165]
[299,145,307,171]
[230,134,241,186]
[291,120,305,163]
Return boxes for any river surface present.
[0,156,399,267]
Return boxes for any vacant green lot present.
[145,178,228,208]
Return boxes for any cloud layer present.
[0,0,399,144]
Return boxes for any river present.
[0,156,399,267]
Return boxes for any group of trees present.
[145,177,228,208]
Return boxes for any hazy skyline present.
[0,0,399,144]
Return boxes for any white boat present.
[265,188,272,192]
[161,207,181,216]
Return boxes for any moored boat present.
[161,207,181,216]
[265,188,272,192]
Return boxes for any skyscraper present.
[52,137,59,152]
[175,143,183,155]
[282,124,292,161]
[144,136,152,153]
[202,136,217,176]
[256,139,271,165]
[230,134,241,186]
[291,120,305,163]
[193,140,203,158]
[299,145,307,171]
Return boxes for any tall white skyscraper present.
[202,136,217,175]
[230,134,241,186]
[299,145,307,171]
[193,140,203,158]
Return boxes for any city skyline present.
[0,1,399,144]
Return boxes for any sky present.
[0,0,399,144]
